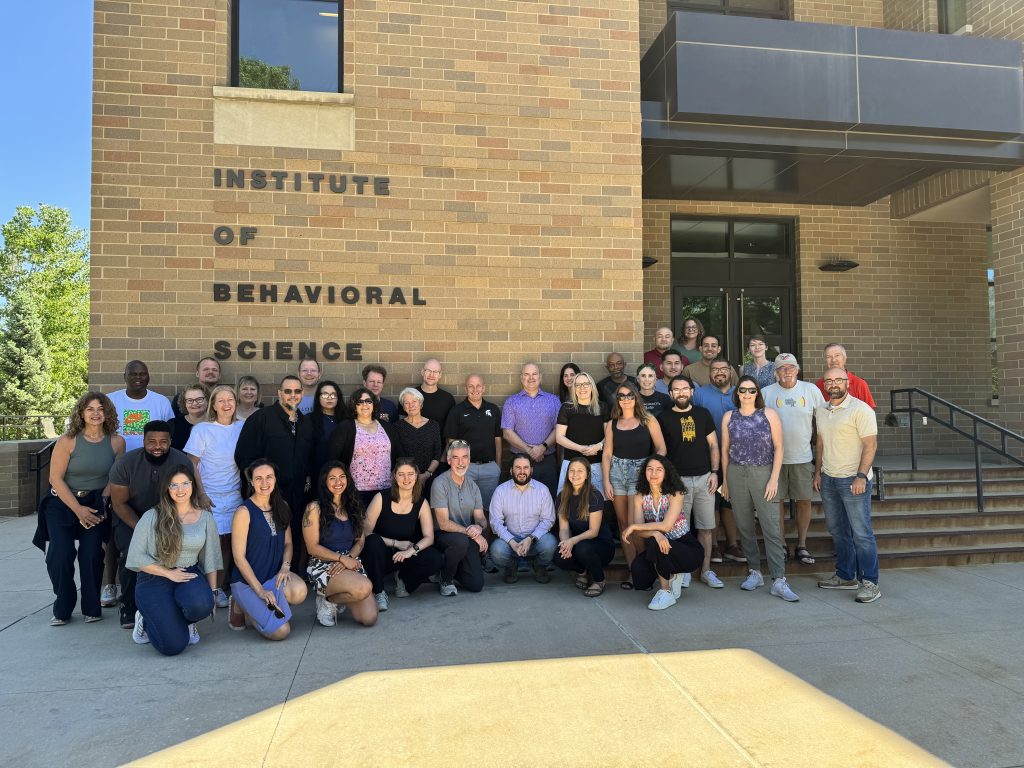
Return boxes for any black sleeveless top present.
[373,497,424,541]
[612,420,653,460]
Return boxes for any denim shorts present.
[609,456,645,496]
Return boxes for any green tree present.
[238,57,301,90]
[0,205,89,412]
[0,285,62,416]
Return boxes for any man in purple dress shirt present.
[501,362,561,498]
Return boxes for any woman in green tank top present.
[37,392,125,625]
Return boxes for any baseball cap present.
[774,353,799,369]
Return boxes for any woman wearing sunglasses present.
[555,372,609,494]
[720,376,798,602]
[126,463,222,655]
[328,387,400,510]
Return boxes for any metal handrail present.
[889,388,1024,513]
[27,440,57,513]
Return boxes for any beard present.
[144,449,170,465]
[512,475,532,487]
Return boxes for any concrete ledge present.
[212,86,355,151]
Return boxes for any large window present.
[938,0,968,34]
[667,0,789,20]
[233,0,341,93]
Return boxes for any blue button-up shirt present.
[693,384,735,437]
[488,479,556,543]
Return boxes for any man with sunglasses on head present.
[815,367,881,603]
[235,375,313,573]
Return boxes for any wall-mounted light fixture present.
[642,256,658,269]
[819,257,859,272]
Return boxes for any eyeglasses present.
[184,397,206,405]
[281,388,302,395]
[574,382,591,388]
[320,392,338,399]
[169,481,193,490]
[823,378,848,385]
[616,392,636,400]
[736,387,758,394]
[355,398,374,405]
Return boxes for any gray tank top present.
[64,434,115,491]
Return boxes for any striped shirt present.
[488,479,556,543]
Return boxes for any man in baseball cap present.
[762,354,826,565]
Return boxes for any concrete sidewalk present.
[1,513,1023,767]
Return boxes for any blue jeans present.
[135,565,214,656]
[489,533,557,568]
[819,474,879,584]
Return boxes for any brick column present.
[991,168,1024,432]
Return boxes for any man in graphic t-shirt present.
[107,360,174,452]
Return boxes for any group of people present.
[34,327,882,655]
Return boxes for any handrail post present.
[908,391,918,471]
[974,421,985,514]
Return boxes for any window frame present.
[667,0,790,21]
[231,0,344,93]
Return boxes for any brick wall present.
[643,198,993,453]
[882,0,936,31]
[890,170,994,219]
[794,0,883,27]
[91,0,644,402]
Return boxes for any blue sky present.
[0,2,92,240]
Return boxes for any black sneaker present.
[504,562,519,584]
[533,562,551,584]
[119,604,134,629]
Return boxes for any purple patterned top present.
[727,408,774,466]
[351,422,392,492]
[641,493,688,540]
[501,389,561,455]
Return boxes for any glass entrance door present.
[673,285,793,367]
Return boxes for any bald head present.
[654,327,674,352]
[421,358,442,391]
[466,374,485,404]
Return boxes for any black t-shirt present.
[107,447,190,527]
[640,390,672,420]
[444,399,502,463]
[557,402,610,462]
[596,375,637,408]
[564,488,613,543]
[417,387,456,425]
[658,405,715,477]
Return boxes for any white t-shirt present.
[107,389,174,452]
[762,381,825,465]
[184,420,245,518]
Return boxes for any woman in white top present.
[184,384,245,608]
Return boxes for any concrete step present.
[882,478,1024,497]
[802,508,1024,530]
[821,493,1024,513]
[882,467,1024,483]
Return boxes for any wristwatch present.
[856,472,868,480]
[412,543,421,554]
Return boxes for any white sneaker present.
[740,570,765,591]
[770,577,800,602]
[213,588,230,609]
[700,570,724,589]
[439,580,458,597]
[188,623,200,645]
[647,589,678,611]
[132,611,150,645]
[375,591,389,612]
[680,572,691,589]
[100,584,118,608]
[394,576,409,598]
[856,580,882,603]
[316,594,337,626]
[669,573,685,599]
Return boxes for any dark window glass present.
[938,0,968,34]
[235,0,340,93]
[667,0,789,20]
[733,221,787,259]
[671,219,729,258]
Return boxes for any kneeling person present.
[430,441,488,596]
[228,461,308,639]
[488,456,557,584]
[553,458,614,596]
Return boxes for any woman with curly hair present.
[621,455,704,612]
[301,461,378,628]
[126,463,222,655]
[228,460,308,638]
[36,392,126,626]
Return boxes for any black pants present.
[553,538,615,583]
[434,531,484,592]
[530,453,558,500]
[630,534,704,590]
[113,521,138,619]
[361,533,444,594]
[284,482,307,575]
[43,491,109,620]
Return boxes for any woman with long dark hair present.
[228,460,308,638]
[310,379,344,481]
[126,463,221,655]
[553,458,614,596]
[621,455,704,611]
[328,387,399,510]
[37,392,125,625]
[302,461,378,628]
[721,375,796,601]
[558,362,581,403]
[361,458,443,613]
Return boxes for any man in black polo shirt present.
[234,374,313,573]
[657,375,723,590]
[108,420,191,627]
[445,374,503,510]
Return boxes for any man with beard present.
[171,357,222,419]
[643,327,676,378]
[815,367,881,603]
[488,456,557,585]
[235,375,313,573]
[657,376,722,589]
[655,351,685,394]
[108,360,175,452]
[108,421,194,628]
[297,358,323,415]
[684,335,739,388]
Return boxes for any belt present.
[472,460,493,465]
[52,488,97,499]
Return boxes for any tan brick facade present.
[91,0,644,400]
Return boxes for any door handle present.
[738,289,745,350]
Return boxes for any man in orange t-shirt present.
[815,343,875,408]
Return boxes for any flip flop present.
[584,581,606,597]
[575,573,589,589]
[796,546,816,565]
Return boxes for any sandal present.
[574,573,589,590]
[620,580,634,590]
[796,546,816,565]
[584,581,606,597]
[50,617,68,626]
